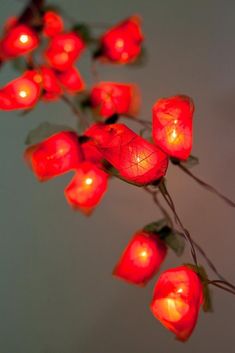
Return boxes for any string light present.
[45,32,85,71]
[100,16,143,64]
[64,162,108,214]
[113,231,167,286]
[90,82,140,118]
[152,95,194,160]
[0,71,41,110]
[85,123,168,184]
[0,24,38,58]
[150,266,203,341]
[1,2,234,343]
[24,131,83,181]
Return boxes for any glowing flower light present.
[0,70,42,110]
[113,231,167,286]
[90,81,140,118]
[150,266,204,341]
[65,162,108,214]
[0,24,39,58]
[57,66,85,93]
[43,11,64,37]
[100,15,143,64]
[45,32,85,71]
[152,95,194,160]
[24,131,83,181]
[40,66,62,101]
[85,123,168,185]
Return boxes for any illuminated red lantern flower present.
[0,24,39,58]
[85,123,168,185]
[81,140,103,168]
[0,70,42,110]
[113,231,167,286]
[24,131,83,182]
[150,266,204,341]
[65,161,108,214]
[100,15,143,64]
[90,82,140,118]
[45,32,85,71]
[152,95,194,160]
[40,66,62,101]
[57,66,85,94]
[43,11,64,37]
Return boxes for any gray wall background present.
[0,0,235,352]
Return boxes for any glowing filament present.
[116,39,124,49]
[154,297,189,322]
[131,243,153,267]
[19,34,29,44]
[19,90,27,98]
[85,177,93,185]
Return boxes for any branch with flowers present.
[1,0,235,342]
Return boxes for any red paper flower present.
[45,32,85,71]
[81,140,103,168]
[86,123,168,185]
[24,131,83,181]
[0,24,39,58]
[100,15,143,64]
[90,82,140,118]
[43,11,64,37]
[0,70,42,110]
[65,161,108,214]
[113,231,167,286]
[152,95,194,160]
[57,66,85,93]
[40,66,62,101]
[150,266,204,341]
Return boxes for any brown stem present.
[154,181,235,294]
[144,186,174,229]
[208,281,235,296]
[61,95,88,131]
[191,239,227,282]
[145,182,235,296]
[159,181,199,266]
[208,280,235,292]
[18,0,44,26]
[90,60,99,82]
[178,163,235,208]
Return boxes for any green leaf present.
[181,155,199,168]
[25,122,75,145]
[143,219,168,233]
[163,231,185,256]
[143,219,185,256]
[72,23,93,43]
[184,264,213,313]
[170,155,199,168]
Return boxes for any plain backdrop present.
[0,0,235,352]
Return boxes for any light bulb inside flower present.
[134,245,152,266]
[85,177,93,185]
[19,34,29,44]
[113,231,167,286]
[153,297,189,323]
[116,39,124,49]
[152,95,194,160]
[19,90,28,98]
